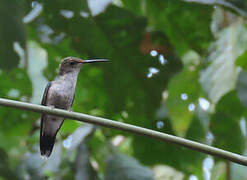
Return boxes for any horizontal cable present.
[0,97,247,166]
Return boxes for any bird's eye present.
[69,61,76,66]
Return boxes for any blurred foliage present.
[0,0,26,69]
[105,153,154,180]
[1,0,247,179]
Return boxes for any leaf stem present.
[0,97,247,166]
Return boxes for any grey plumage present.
[40,57,108,157]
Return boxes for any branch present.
[0,98,247,166]
[184,0,247,18]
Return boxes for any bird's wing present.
[71,93,75,107]
[41,82,52,106]
[40,82,53,157]
[40,82,51,136]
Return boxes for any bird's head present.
[59,57,109,75]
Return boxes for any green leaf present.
[210,91,245,154]
[200,21,247,103]
[121,0,144,16]
[186,116,207,143]
[236,49,247,71]
[144,0,213,55]
[166,69,203,136]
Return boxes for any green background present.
[1,0,247,179]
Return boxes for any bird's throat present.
[57,70,80,90]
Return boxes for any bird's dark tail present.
[40,114,64,157]
[40,134,55,157]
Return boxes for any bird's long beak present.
[81,59,109,64]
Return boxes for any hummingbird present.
[40,57,108,157]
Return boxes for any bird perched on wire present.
[40,57,108,157]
